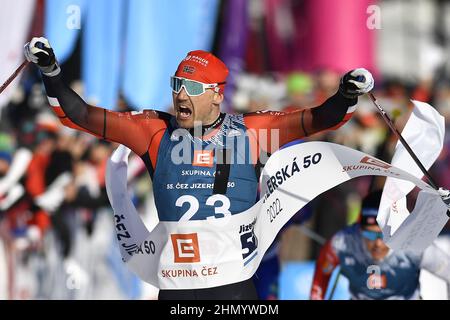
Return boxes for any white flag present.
[0,0,35,112]
[377,100,446,252]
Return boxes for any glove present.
[438,187,450,209]
[24,37,60,76]
[339,68,374,99]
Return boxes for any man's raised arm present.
[24,37,167,156]
[244,69,374,154]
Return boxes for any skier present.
[310,190,450,300]
[24,36,374,299]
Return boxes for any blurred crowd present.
[2,64,450,300]
[0,75,159,299]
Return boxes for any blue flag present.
[82,0,125,109]
[44,0,86,63]
[122,0,219,111]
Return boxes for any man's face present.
[361,225,389,262]
[172,87,222,129]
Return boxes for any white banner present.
[0,0,35,112]
[378,100,446,252]
[106,141,447,289]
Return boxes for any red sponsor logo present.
[368,274,387,289]
[193,150,214,167]
[171,233,201,263]
[360,156,392,169]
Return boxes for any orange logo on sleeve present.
[171,233,201,263]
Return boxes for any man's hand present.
[438,187,450,209]
[339,68,374,99]
[24,37,60,76]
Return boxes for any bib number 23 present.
[175,194,231,221]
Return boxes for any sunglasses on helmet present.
[361,230,384,241]
[170,76,225,97]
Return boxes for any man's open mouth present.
[177,105,193,120]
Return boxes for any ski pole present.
[368,93,438,190]
[0,60,29,95]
